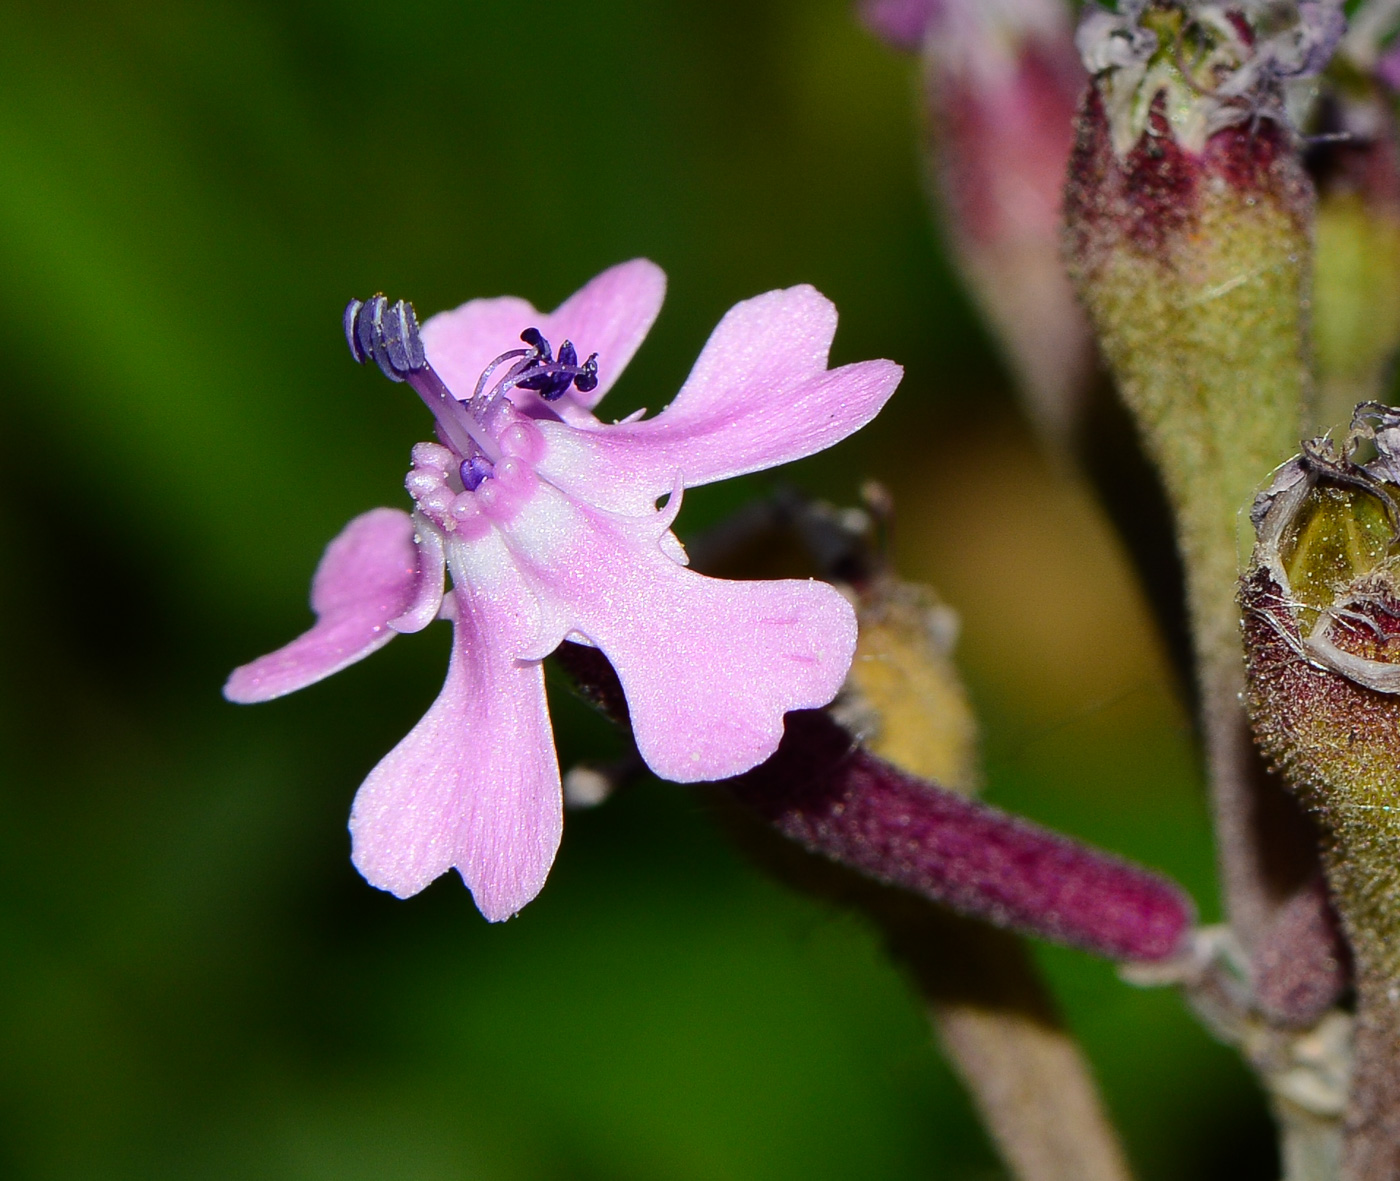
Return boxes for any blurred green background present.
[0,1,1276,1177]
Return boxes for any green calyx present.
[1066,100,1312,681]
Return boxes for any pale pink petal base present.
[388,516,445,634]
[535,286,903,514]
[224,508,418,703]
[349,542,563,921]
[501,486,858,782]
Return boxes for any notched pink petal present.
[533,286,902,513]
[618,573,857,781]
[224,508,417,703]
[501,489,858,782]
[674,285,841,407]
[349,548,563,921]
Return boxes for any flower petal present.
[420,259,665,411]
[224,508,418,703]
[348,534,562,921]
[533,285,903,514]
[388,515,445,634]
[544,258,666,408]
[500,486,858,782]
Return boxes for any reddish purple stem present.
[726,710,1194,962]
[555,643,1194,962]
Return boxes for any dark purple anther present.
[517,333,593,401]
[460,455,493,491]
[519,340,575,401]
[379,299,426,374]
[360,296,408,383]
[520,327,553,361]
[351,296,389,379]
[574,353,599,393]
[344,295,428,381]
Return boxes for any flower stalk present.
[646,487,1140,1180]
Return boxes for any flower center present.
[343,294,599,534]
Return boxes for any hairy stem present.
[1321,819,1400,1178]
[1064,94,1318,952]
[904,913,1133,1181]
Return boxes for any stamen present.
[574,351,600,394]
[496,328,600,403]
[345,296,501,464]
[520,327,553,361]
[472,348,531,402]
[343,303,602,468]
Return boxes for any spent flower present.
[1243,405,1400,1174]
[226,261,901,920]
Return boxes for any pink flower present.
[225,260,902,921]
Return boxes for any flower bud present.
[1065,10,1315,656]
[833,576,980,793]
[862,0,1094,442]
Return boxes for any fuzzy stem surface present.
[1064,91,1317,952]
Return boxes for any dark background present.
[0,1,1273,1177]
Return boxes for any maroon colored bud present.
[866,0,1092,439]
[857,0,938,50]
[1252,875,1350,1027]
